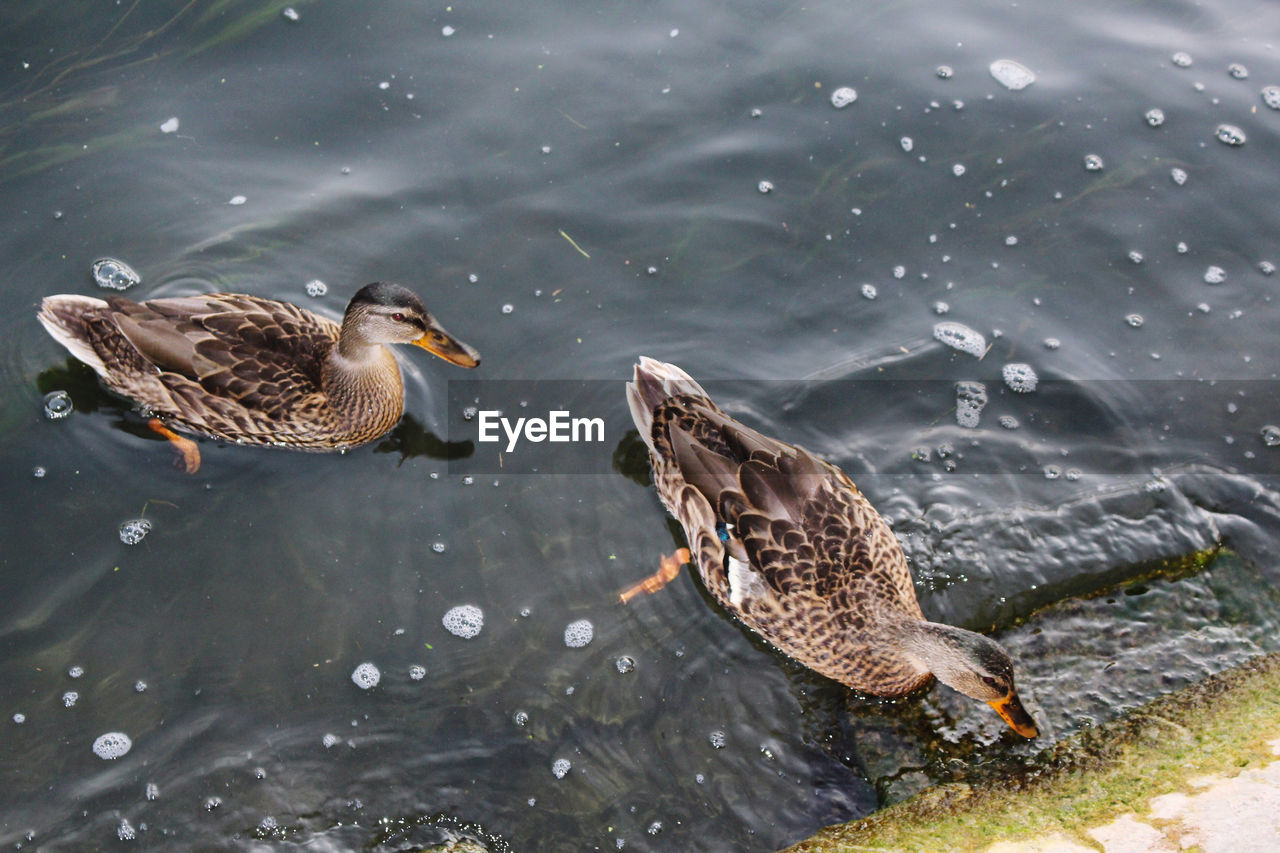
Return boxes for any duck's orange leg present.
[618,548,690,603]
[147,418,201,474]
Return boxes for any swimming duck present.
[623,357,1037,737]
[37,282,480,472]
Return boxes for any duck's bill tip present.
[989,695,1039,738]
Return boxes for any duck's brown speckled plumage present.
[37,282,479,451]
[627,357,1039,736]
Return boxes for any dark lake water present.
[4,0,1280,849]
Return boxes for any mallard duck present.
[623,357,1037,738]
[37,282,480,472]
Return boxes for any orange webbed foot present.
[147,418,201,474]
[618,547,691,603]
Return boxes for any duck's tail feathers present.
[37,295,111,376]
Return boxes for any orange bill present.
[413,320,481,368]
[989,692,1039,738]
[618,547,691,603]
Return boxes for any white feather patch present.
[727,556,767,607]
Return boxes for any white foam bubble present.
[92,732,133,760]
[563,619,594,648]
[43,390,73,419]
[1204,265,1226,284]
[955,381,988,429]
[1002,363,1038,393]
[1215,124,1246,146]
[442,604,484,638]
[409,664,426,681]
[160,117,180,134]
[92,257,141,291]
[829,87,857,108]
[350,662,380,690]
[989,59,1035,90]
[119,518,152,545]
[933,321,987,357]
[552,757,572,778]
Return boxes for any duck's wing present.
[106,293,337,418]
[651,396,919,618]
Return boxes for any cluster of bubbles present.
[1001,363,1038,393]
[563,619,594,648]
[118,518,152,546]
[304,279,328,298]
[933,321,987,357]
[829,87,857,108]
[92,257,140,291]
[92,732,133,760]
[442,604,484,638]
[350,662,381,690]
[954,381,988,429]
[1215,124,1247,146]
[551,757,572,779]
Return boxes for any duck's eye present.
[980,675,1000,688]
[391,312,405,322]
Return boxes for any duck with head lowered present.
[623,357,1038,738]
[37,282,480,472]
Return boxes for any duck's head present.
[341,282,480,367]
[902,621,1039,738]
